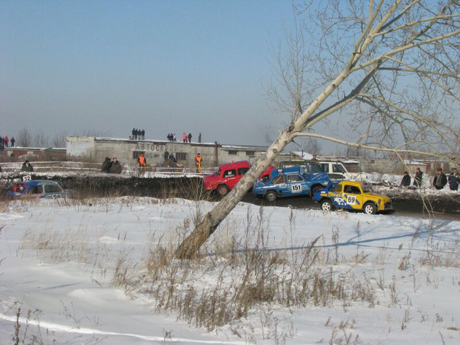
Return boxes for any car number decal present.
[347,195,357,205]
[291,184,302,193]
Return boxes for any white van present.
[280,160,360,180]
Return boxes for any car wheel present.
[321,199,334,211]
[217,185,230,196]
[363,203,377,215]
[265,191,278,202]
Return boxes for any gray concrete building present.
[66,137,290,168]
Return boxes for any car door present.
[26,184,44,199]
[287,174,307,196]
[270,175,287,195]
[327,183,346,208]
[44,183,64,199]
[222,169,238,189]
[342,184,364,210]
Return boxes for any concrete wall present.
[67,137,291,168]
[66,137,96,158]
[67,137,220,167]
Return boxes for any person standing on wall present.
[188,133,192,143]
[433,168,447,190]
[198,133,201,143]
[11,137,15,147]
[109,158,122,174]
[21,160,34,172]
[138,152,146,168]
[195,153,202,173]
[449,168,459,191]
[400,171,411,187]
[413,168,423,187]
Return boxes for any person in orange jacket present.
[195,153,203,173]
[138,153,147,168]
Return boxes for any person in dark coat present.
[198,132,201,143]
[413,168,423,187]
[141,129,145,140]
[101,157,112,173]
[433,168,447,190]
[109,158,122,174]
[449,168,459,191]
[21,160,34,172]
[132,128,136,140]
[188,133,192,143]
[400,171,411,187]
[11,137,15,147]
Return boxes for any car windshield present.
[362,184,373,193]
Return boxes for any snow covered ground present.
[0,198,459,344]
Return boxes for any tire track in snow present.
[0,313,245,344]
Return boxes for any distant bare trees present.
[13,128,110,148]
[16,128,33,147]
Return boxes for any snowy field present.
[0,197,459,344]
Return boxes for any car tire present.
[363,202,377,215]
[265,191,278,202]
[321,199,334,211]
[217,185,230,196]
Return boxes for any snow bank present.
[1,198,459,344]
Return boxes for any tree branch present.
[291,132,455,161]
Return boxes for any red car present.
[204,161,274,196]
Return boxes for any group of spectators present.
[167,132,202,143]
[101,157,122,174]
[0,136,15,148]
[400,167,460,191]
[131,129,145,140]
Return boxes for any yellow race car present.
[313,181,394,214]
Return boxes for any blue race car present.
[7,180,74,200]
[253,166,329,201]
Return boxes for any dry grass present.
[13,196,460,341]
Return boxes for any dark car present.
[7,180,74,200]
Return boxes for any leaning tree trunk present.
[175,68,357,260]
[175,130,292,259]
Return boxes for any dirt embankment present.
[0,173,205,200]
[1,173,459,217]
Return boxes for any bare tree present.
[17,128,33,147]
[32,131,49,147]
[52,132,68,148]
[176,0,460,259]
[302,137,322,155]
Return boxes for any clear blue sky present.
[1,0,299,146]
